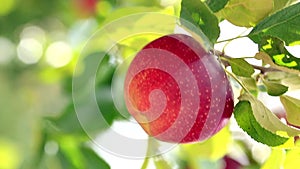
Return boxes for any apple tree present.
[1,0,300,169]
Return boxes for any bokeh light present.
[0,37,15,64]
[44,141,59,155]
[0,138,21,169]
[45,41,73,68]
[20,26,46,46]
[17,38,43,64]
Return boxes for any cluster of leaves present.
[177,0,300,168]
[180,0,300,149]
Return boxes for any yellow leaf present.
[218,0,273,27]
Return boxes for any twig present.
[212,49,279,74]
[216,35,249,44]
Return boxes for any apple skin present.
[124,34,234,143]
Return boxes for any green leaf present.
[249,2,300,46]
[58,136,85,169]
[264,71,290,81]
[217,0,273,27]
[280,95,300,126]
[96,54,130,123]
[205,0,228,12]
[180,126,231,161]
[96,86,127,124]
[262,79,288,96]
[255,52,300,74]
[281,75,300,90]
[239,93,300,137]
[57,136,110,169]
[118,34,162,58]
[50,104,86,135]
[273,0,298,12]
[91,10,176,53]
[102,6,172,25]
[261,149,286,169]
[264,71,300,90]
[233,101,288,146]
[80,145,110,169]
[255,37,300,72]
[273,0,289,11]
[228,58,255,77]
[180,0,220,44]
[153,156,172,169]
[57,150,78,169]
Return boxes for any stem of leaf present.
[224,68,251,93]
[216,35,249,44]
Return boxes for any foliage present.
[1,0,300,169]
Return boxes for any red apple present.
[124,34,234,143]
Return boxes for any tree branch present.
[212,49,279,74]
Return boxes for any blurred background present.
[1,0,300,169]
